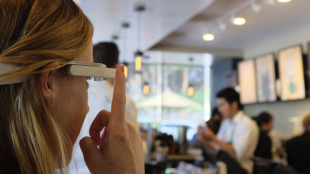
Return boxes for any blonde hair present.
[0,0,93,173]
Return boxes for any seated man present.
[286,115,310,174]
[198,88,259,174]
[190,107,223,146]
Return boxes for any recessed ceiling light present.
[278,0,291,2]
[203,34,214,41]
[234,18,246,25]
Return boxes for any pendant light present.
[134,3,145,71]
[188,84,194,97]
[123,62,129,78]
[143,82,150,95]
[187,58,194,97]
[135,50,143,71]
[121,22,130,78]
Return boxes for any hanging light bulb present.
[188,84,194,97]
[135,50,143,71]
[234,18,246,25]
[143,83,150,95]
[251,3,261,13]
[134,4,145,72]
[135,56,141,71]
[203,34,214,41]
[124,66,128,78]
[278,0,291,2]
[123,62,128,78]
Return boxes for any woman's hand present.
[80,65,144,174]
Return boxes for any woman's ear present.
[40,61,60,106]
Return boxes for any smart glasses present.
[0,61,116,85]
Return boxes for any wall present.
[211,59,233,109]
[244,99,310,139]
[244,22,310,59]
[211,58,242,109]
[243,23,310,139]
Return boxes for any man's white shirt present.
[216,111,259,174]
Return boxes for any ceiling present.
[76,0,215,63]
[150,0,310,58]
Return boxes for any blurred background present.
[71,0,310,173]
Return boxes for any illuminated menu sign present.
[255,54,277,102]
[238,60,257,104]
[278,46,305,101]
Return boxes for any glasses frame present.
[0,61,116,85]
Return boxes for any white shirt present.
[217,111,259,174]
[70,81,139,174]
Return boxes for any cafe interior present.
[70,0,310,173]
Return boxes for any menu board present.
[255,54,277,102]
[238,60,257,104]
[307,42,310,96]
[278,46,305,101]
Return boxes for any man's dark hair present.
[93,42,119,68]
[216,87,243,110]
[256,112,273,127]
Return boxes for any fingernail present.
[121,65,124,73]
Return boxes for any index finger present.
[110,65,126,124]
[89,110,110,145]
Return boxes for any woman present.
[0,0,143,174]
[206,107,223,134]
[254,112,273,159]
